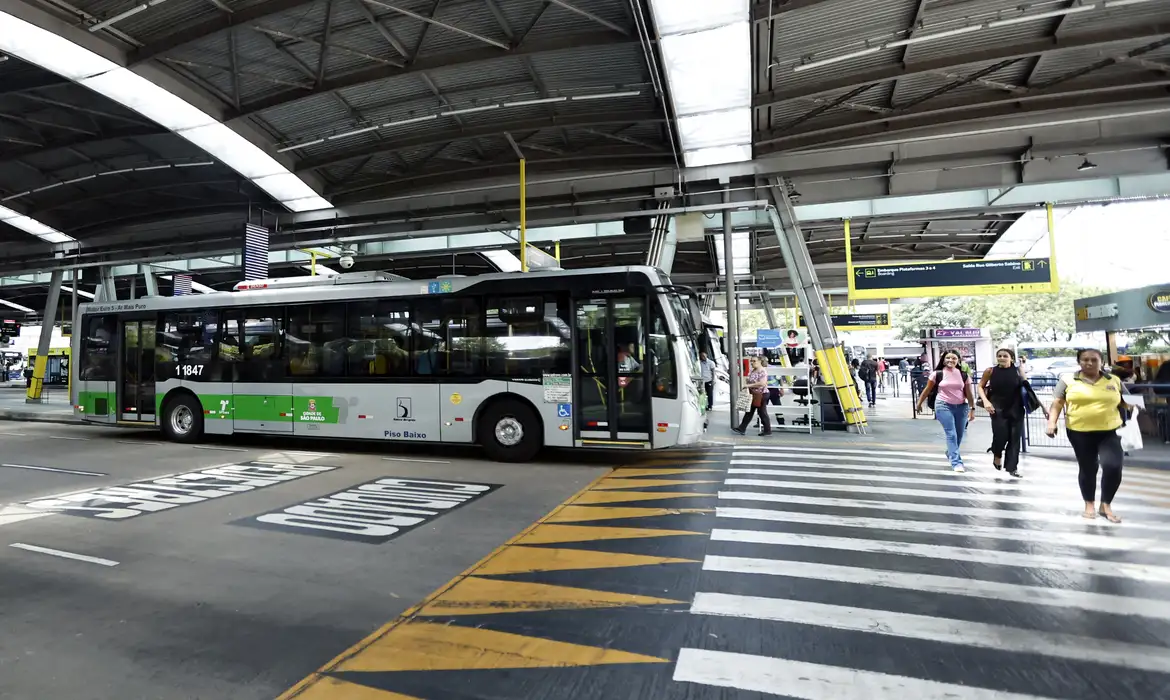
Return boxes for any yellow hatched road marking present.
[546,506,714,523]
[475,546,696,576]
[594,478,719,490]
[291,677,420,699]
[517,523,703,545]
[610,468,721,478]
[416,576,681,616]
[336,621,669,672]
[573,490,713,505]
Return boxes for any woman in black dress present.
[977,348,1032,477]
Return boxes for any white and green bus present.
[72,266,706,461]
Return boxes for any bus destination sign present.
[850,258,1055,300]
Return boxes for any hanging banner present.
[173,274,193,296]
[800,313,891,330]
[849,258,1055,300]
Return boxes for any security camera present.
[338,249,356,269]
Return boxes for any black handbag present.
[1021,380,1042,414]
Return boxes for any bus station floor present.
[2,414,1170,699]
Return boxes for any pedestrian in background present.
[1046,348,1128,522]
[977,348,1036,478]
[860,356,879,408]
[699,351,716,411]
[899,358,909,383]
[733,356,772,437]
[916,350,976,472]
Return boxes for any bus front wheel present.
[479,399,541,462]
[162,394,205,443]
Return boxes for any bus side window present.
[347,301,410,378]
[79,315,116,381]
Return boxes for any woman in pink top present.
[915,350,976,472]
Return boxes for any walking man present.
[699,351,716,411]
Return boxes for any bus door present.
[225,310,293,434]
[574,296,651,443]
[118,316,157,422]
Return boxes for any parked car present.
[1026,357,1079,389]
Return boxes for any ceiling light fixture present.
[649,0,753,168]
[1077,157,1098,171]
[0,11,332,214]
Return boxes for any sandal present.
[1082,510,1098,520]
[1099,507,1121,524]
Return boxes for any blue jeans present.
[936,402,969,468]
[864,380,877,405]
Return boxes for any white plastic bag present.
[1119,408,1143,452]
[735,391,752,413]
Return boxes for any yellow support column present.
[1046,202,1060,293]
[520,158,528,272]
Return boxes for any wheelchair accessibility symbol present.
[557,403,572,418]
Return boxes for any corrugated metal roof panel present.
[1027,39,1154,84]
[527,42,647,90]
[902,21,1049,65]
[1060,3,1170,35]
[769,47,905,97]
[415,0,508,55]
[769,0,916,67]
[430,56,531,92]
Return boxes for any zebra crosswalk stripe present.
[674,648,1056,699]
[702,554,1170,621]
[689,592,1170,675]
[721,479,1169,513]
[715,505,1167,552]
[718,490,1170,532]
[711,528,1170,583]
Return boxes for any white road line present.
[0,431,29,436]
[115,440,163,446]
[382,456,451,464]
[0,506,51,527]
[48,436,89,441]
[691,592,1170,675]
[710,528,1170,583]
[1,463,106,477]
[674,648,1061,700]
[720,479,1168,514]
[191,445,246,452]
[715,506,1163,552]
[704,554,1170,622]
[732,446,951,462]
[734,452,950,467]
[718,491,1170,532]
[732,460,983,478]
[9,543,118,567]
[728,470,1038,491]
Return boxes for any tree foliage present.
[895,282,1113,344]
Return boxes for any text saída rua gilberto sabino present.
[22,462,335,520]
[241,477,500,544]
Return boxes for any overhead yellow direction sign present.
[849,258,1056,300]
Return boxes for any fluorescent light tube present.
[794,46,882,72]
[988,5,1096,28]
[0,299,36,313]
[885,25,982,48]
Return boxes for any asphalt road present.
[0,422,609,700]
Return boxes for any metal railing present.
[1025,382,1170,449]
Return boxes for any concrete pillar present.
[723,185,740,430]
[766,177,867,432]
[143,268,159,297]
[26,270,63,403]
[762,297,778,330]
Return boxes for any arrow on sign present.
[1037,260,1049,268]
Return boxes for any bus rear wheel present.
[162,394,204,443]
[479,399,541,462]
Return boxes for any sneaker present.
[952,464,966,473]
[731,428,745,435]
[1007,470,1022,478]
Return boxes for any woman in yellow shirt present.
[1045,349,1128,523]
